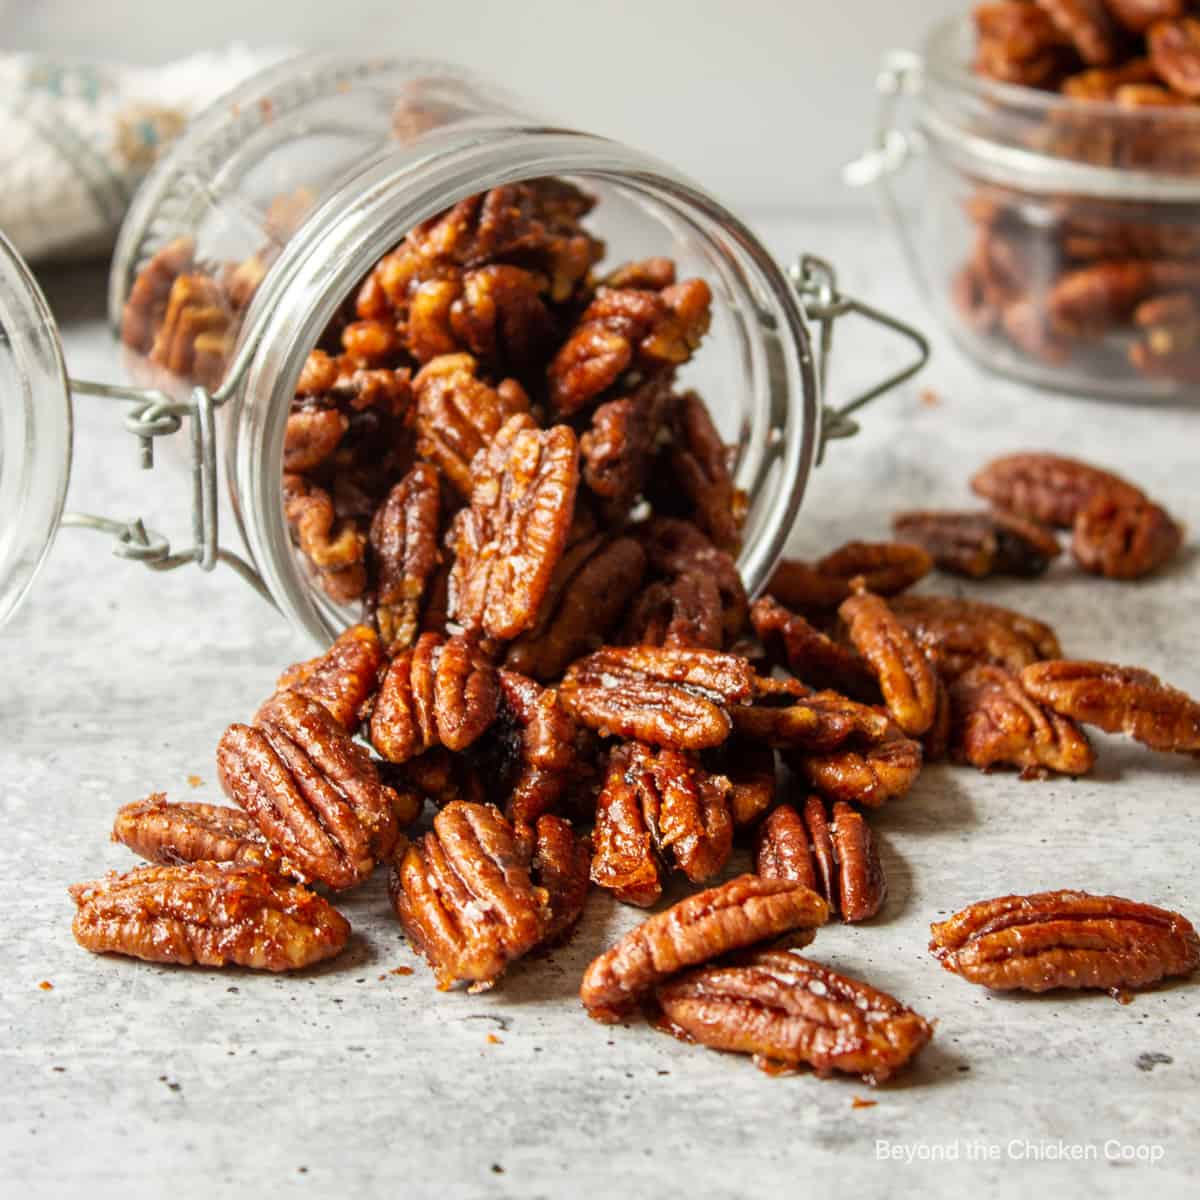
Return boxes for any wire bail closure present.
[789,253,930,462]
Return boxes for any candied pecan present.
[579,377,672,515]
[70,862,350,972]
[1106,0,1186,34]
[766,541,932,615]
[1021,659,1200,753]
[974,1,1076,86]
[120,236,195,353]
[547,278,712,414]
[751,595,879,702]
[793,723,923,809]
[111,794,278,870]
[370,632,497,762]
[579,874,829,1022]
[665,391,742,553]
[602,257,678,290]
[390,800,550,991]
[341,317,402,367]
[274,623,384,734]
[655,950,932,1082]
[1049,261,1200,338]
[950,665,1095,777]
[149,273,232,387]
[285,406,349,474]
[282,473,367,604]
[931,890,1200,993]
[505,535,646,680]
[1149,15,1200,97]
[380,746,483,810]
[732,685,892,752]
[635,517,749,642]
[1061,55,1160,98]
[590,743,664,906]
[368,464,443,652]
[470,670,580,824]
[1070,490,1183,579]
[757,796,886,923]
[972,451,1146,528]
[531,814,590,945]
[622,572,725,651]
[840,590,939,737]
[1034,0,1118,65]
[559,645,754,751]
[412,353,530,497]
[706,737,777,826]
[892,509,1062,579]
[448,414,579,641]
[219,692,405,890]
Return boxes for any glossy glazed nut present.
[368,464,443,653]
[531,814,590,946]
[1071,490,1183,579]
[120,236,195,353]
[732,688,892,752]
[666,391,743,553]
[971,452,1145,528]
[505,535,647,680]
[390,800,550,991]
[1047,261,1200,338]
[622,572,726,651]
[1034,0,1119,65]
[656,950,932,1082]
[579,378,673,516]
[282,473,368,604]
[839,591,940,737]
[70,862,350,972]
[930,890,1200,992]
[579,874,829,1022]
[219,692,405,890]
[1106,0,1186,35]
[1021,659,1200,753]
[275,623,384,734]
[379,746,483,811]
[448,414,579,641]
[794,723,924,809]
[1148,15,1200,96]
[148,273,232,386]
[765,541,932,615]
[974,2,1075,87]
[640,743,733,885]
[750,596,879,702]
[370,632,498,762]
[589,744,664,907]
[412,354,531,497]
[284,405,348,474]
[560,645,755,750]
[111,794,278,870]
[949,665,1095,777]
[892,509,1062,579]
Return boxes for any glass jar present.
[848,16,1200,402]
[1,53,929,641]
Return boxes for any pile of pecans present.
[75,181,1200,1085]
[960,1,1200,384]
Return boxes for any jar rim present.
[228,130,819,645]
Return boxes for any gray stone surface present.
[3,215,1198,1198]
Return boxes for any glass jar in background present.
[848,15,1200,402]
[1,54,928,642]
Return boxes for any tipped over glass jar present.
[1,54,928,644]
[848,9,1200,402]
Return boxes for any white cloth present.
[0,47,284,262]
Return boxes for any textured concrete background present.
[2,211,1197,1197]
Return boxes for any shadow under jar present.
[0,54,927,641]
[851,14,1200,402]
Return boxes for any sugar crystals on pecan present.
[112,794,278,871]
[274,623,384,734]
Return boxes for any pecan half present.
[1148,15,1200,97]
[1021,660,1200,753]
[285,406,348,474]
[120,237,195,353]
[579,377,672,516]
[892,509,1062,579]
[793,723,923,809]
[665,391,743,553]
[655,950,932,1082]
[580,874,829,1022]
[732,684,892,752]
[757,796,886,922]
[751,595,879,702]
[560,646,755,750]
[275,623,384,734]
[505,535,646,680]
[411,353,530,498]
[950,665,1095,777]
[931,890,1200,992]
[282,473,367,604]
[370,632,498,762]
[219,692,406,890]
[622,572,725,651]
[589,743,664,906]
[1071,490,1183,579]
[840,590,939,737]
[111,793,278,870]
[531,814,590,946]
[70,862,350,972]
[390,800,550,991]
[368,464,443,653]
[448,414,579,641]
[1034,0,1118,65]
[148,273,232,388]
[766,541,932,615]
[970,452,1145,528]
[974,1,1075,87]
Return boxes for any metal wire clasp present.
[789,254,930,462]
[61,378,271,603]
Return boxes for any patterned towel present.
[0,47,285,262]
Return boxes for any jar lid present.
[0,232,73,625]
